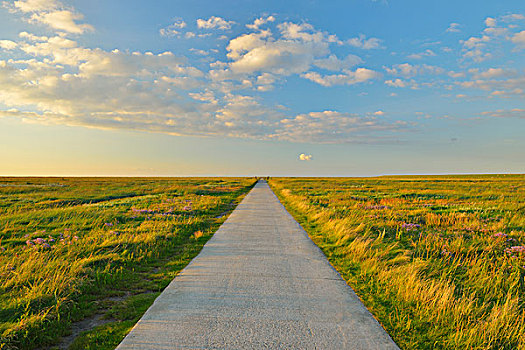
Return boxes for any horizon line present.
[0,172,524,178]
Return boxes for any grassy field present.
[269,175,525,349]
[0,177,255,350]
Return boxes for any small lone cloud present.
[446,23,461,33]
[373,110,385,116]
[299,153,313,161]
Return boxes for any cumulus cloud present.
[6,0,93,34]
[159,19,187,37]
[246,15,275,30]
[446,23,461,33]
[12,0,58,12]
[385,63,444,77]
[347,34,382,49]
[384,78,422,89]
[511,31,525,48]
[213,21,378,90]
[299,153,312,161]
[502,14,525,22]
[255,72,277,91]
[384,78,407,88]
[301,68,379,87]
[0,7,413,144]
[458,68,525,97]
[460,14,525,62]
[407,49,436,60]
[314,54,362,71]
[468,67,516,79]
[0,40,17,50]
[0,33,210,133]
[197,16,234,30]
[224,26,332,76]
[0,37,408,144]
[29,10,93,34]
[485,17,497,27]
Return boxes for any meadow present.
[269,175,525,349]
[0,177,255,349]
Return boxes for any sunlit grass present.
[269,175,525,349]
[0,177,255,349]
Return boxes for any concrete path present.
[116,180,398,349]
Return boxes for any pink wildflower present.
[33,238,45,245]
[505,246,525,254]
[401,223,421,230]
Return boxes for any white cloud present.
[511,31,525,48]
[226,31,272,60]
[469,67,516,79]
[301,68,379,87]
[159,19,187,37]
[7,0,93,34]
[197,16,234,30]
[385,63,444,77]
[0,10,411,144]
[446,23,461,33]
[246,15,275,30]
[255,72,277,91]
[12,0,58,12]
[485,17,497,27]
[279,22,340,43]
[0,42,409,144]
[373,110,385,115]
[275,110,409,143]
[218,21,378,89]
[189,89,218,104]
[385,79,406,88]
[448,71,465,78]
[502,14,525,22]
[299,153,312,161]
[407,49,436,60]
[29,10,93,34]
[225,24,333,76]
[347,34,382,49]
[314,54,362,71]
[0,40,17,50]
[189,48,209,56]
[384,78,421,89]
[458,69,525,98]
[460,14,525,62]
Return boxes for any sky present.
[0,0,524,176]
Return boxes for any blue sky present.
[0,0,524,176]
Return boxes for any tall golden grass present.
[270,175,525,349]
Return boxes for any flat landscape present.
[1,175,523,349]
[0,177,255,349]
[1,0,524,349]
[270,175,525,349]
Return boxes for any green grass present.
[269,175,525,350]
[0,177,256,349]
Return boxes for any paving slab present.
[116,180,399,349]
